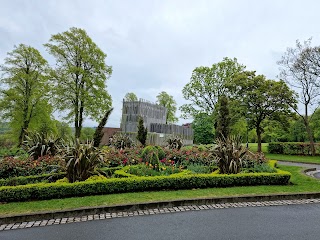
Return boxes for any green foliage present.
[0,44,51,145]
[0,172,65,187]
[141,145,165,163]
[93,108,113,147]
[122,164,183,177]
[54,121,72,141]
[44,27,112,139]
[216,95,230,139]
[64,140,105,183]
[180,57,245,118]
[79,127,95,142]
[213,135,247,174]
[166,136,183,150]
[85,175,108,182]
[23,132,62,160]
[0,147,25,157]
[111,133,134,149]
[124,92,138,101]
[242,163,276,173]
[233,71,296,152]
[192,113,215,144]
[0,165,291,202]
[186,164,212,174]
[268,142,320,155]
[156,91,178,123]
[136,117,147,146]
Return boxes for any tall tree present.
[278,39,320,155]
[93,108,113,147]
[180,57,245,118]
[0,44,50,146]
[45,27,112,139]
[137,117,147,146]
[156,91,178,124]
[124,92,138,101]
[234,71,296,152]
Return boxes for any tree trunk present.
[303,104,315,156]
[305,119,315,156]
[256,126,262,153]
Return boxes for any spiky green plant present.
[166,136,183,150]
[23,132,62,160]
[212,135,247,174]
[64,139,104,182]
[111,133,134,149]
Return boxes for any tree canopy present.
[233,71,297,152]
[0,44,51,145]
[124,92,138,101]
[45,27,112,139]
[180,57,245,118]
[156,91,178,124]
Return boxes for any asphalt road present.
[1,203,320,240]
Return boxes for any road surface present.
[1,203,320,240]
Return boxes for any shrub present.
[136,117,148,146]
[141,145,165,162]
[166,136,183,150]
[0,165,291,202]
[64,140,104,183]
[0,172,65,186]
[23,132,63,159]
[268,142,320,155]
[110,133,134,149]
[187,164,212,174]
[0,155,65,179]
[212,136,247,174]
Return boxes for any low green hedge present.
[268,142,320,155]
[0,172,66,187]
[0,161,291,203]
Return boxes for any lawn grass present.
[265,153,320,164]
[0,164,319,217]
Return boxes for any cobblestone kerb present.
[1,192,320,227]
[1,197,320,231]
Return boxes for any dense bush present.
[0,147,26,157]
[0,164,291,202]
[268,142,320,155]
[141,145,165,162]
[0,155,65,179]
[0,172,65,186]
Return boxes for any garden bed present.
[0,161,291,203]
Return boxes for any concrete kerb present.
[2,192,320,225]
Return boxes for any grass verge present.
[0,164,319,217]
[265,153,320,164]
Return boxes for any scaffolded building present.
[120,99,193,146]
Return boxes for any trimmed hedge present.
[0,162,291,203]
[0,172,66,187]
[268,142,320,155]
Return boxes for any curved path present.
[277,160,320,178]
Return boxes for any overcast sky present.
[1,0,320,127]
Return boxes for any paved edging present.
[1,192,320,225]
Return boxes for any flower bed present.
[0,160,291,203]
